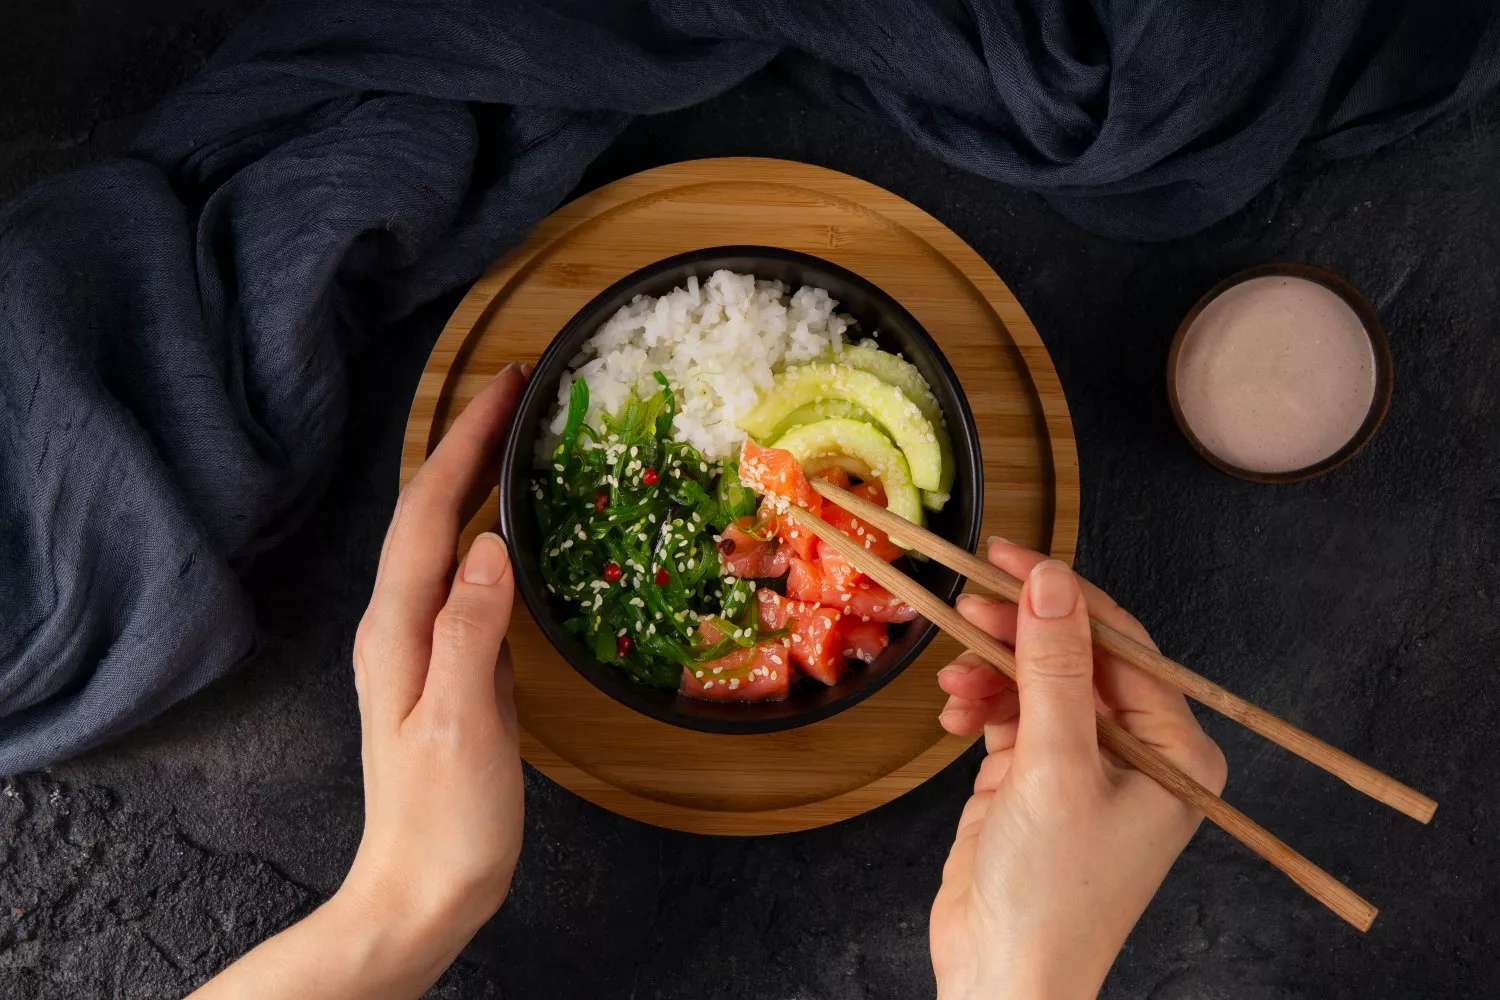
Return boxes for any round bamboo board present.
[401,158,1078,835]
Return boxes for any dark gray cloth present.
[1,0,1497,773]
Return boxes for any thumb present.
[1012,559,1098,767]
[425,532,516,714]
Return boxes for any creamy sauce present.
[1175,276,1376,474]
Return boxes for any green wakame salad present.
[533,374,782,688]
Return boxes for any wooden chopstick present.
[783,503,1379,931]
[808,478,1438,826]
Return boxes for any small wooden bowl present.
[1166,262,1393,484]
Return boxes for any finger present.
[987,539,1199,751]
[986,537,1137,634]
[983,716,1019,757]
[358,364,528,720]
[973,744,1016,792]
[938,696,987,736]
[938,689,1017,737]
[423,533,516,718]
[937,649,1014,701]
[1013,559,1099,767]
[954,594,1018,645]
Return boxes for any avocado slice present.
[768,398,873,441]
[739,364,943,492]
[831,344,955,511]
[771,418,924,527]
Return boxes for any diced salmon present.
[835,579,919,623]
[739,440,822,516]
[820,498,904,562]
[679,643,790,701]
[812,465,852,490]
[817,542,864,595]
[852,480,886,506]
[838,617,890,663]
[786,557,824,604]
[763,543,791,578]
[720,518,790,578]
[755,589,845,685]
[680,620,790,701]
[759,497,818,561]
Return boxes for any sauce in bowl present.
[1169,266,1391,482]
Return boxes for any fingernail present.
[939,660,976,678]
[986,535,1009,549]
[1028,559,1078,619]
[956,593,995,613]
[519,362,534,377]
[464,532,511,586]
[496,361,519,378]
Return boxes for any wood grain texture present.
[400,158,1079,834]
[809,478,1438,824]
[787,504,1378,931]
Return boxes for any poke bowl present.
[497,246,982,734]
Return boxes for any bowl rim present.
[1165,261,1394,485]
[497,245,984,734]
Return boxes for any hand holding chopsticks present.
[807,478,1436,824]
[785,483,1438,930]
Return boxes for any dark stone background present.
[3,2,1497,998]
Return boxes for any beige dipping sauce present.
[1174,276,1376,474]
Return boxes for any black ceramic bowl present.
[498,246,983,734]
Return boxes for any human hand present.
[190,365,531,1000]
[929,540,1227,1000]
[340,363,530,973]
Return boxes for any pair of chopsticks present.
[787,479,1438,932]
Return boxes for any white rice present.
[537,270,851,464]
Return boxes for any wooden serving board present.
[401,158,1078,835]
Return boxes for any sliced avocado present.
[739,364,943,492]
[772,418,924,527]
[832,344,955,511]
[768,398,873,441]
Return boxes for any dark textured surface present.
[3,3,1498,998]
